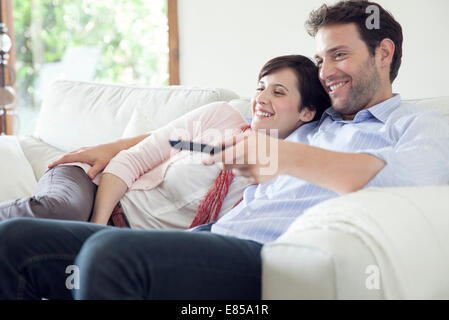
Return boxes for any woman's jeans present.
[0,218,262,300]
[0,166,97,221]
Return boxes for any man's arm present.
[207,131,385,194]
[277,140,385,194]
[48,134,150,179]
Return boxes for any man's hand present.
[204,130,285,184]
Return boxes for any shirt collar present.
[318,94,402,125]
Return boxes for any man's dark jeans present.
[0,218,262,299]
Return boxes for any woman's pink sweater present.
[69,102,249,190]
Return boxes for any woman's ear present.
[299,107,316,122]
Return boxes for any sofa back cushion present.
[33,79,449,152]
[405,96,449,125]
[122,97,254,138]
[34,80,239,152]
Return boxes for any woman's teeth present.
[256,110,274,118]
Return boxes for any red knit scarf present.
[189,125,251,228]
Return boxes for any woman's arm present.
[102,102,249,188]
[48,134,150,179]
[90,173,128,225]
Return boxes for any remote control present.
[169,139,226,155]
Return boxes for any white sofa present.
[1,80,449,299]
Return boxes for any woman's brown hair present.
[258,54,331,121]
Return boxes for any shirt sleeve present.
[363,111,449,188]
[103,101,248,188]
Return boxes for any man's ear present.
[377,38,395,69]
[299,107,316,122]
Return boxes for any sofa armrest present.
[0,136,37,202]
[262,229,383,300]
[262,185,449,300]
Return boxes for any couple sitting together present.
[0,0,449,300]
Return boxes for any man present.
[0,0,448,299]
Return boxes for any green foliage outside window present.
[13,0,169,109]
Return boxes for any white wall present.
[178,0,449,99]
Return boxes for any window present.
[8,0,178,136]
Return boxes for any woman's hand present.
[48,134,150,179]
[48,143,120,179]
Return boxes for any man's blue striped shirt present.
[211,95,449,244]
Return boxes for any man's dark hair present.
[258,55,331,121]
[305,0,403,83]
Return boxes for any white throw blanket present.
[280,186,449,299]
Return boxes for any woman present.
[0,55,330,229]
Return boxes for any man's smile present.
[327,80,350,95]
